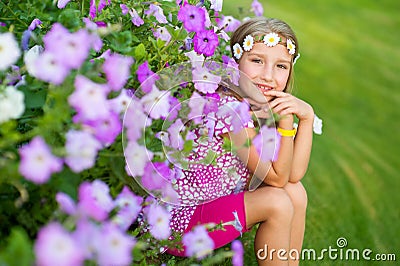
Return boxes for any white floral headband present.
[233,33,297,61]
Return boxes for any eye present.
[277,64,288,69]
[251,59,262,64]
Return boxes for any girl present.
[168,17,314,266]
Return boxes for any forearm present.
[264,117,294,187]
[289,116,314,182]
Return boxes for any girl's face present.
[238,42,292,100]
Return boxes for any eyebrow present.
[248,51,292,64]
[247,52,292,64]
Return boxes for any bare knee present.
[245,186,294,227]
[284,182,308,214]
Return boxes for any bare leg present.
[244,186,294,266]
[283,182,308,266]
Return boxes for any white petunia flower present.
[313,114,323,135]
[263,32,280,47]
[0,32,21,71]
[0,86,25,124]
[24,45,44,77]
[233,43,243,60]
[242,35,254,51]
[287,39,296,55]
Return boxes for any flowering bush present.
[0,0,267,265]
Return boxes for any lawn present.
[222,0,400,265]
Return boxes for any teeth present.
[256,84,272,91]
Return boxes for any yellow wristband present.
[277,127,297,137]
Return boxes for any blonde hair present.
[230,17,299,92]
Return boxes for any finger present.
[263,90,289,98]
[269,96,294,109]
[272,102,295,114]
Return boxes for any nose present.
[260,64,273,82]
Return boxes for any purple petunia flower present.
[112,186,143,230]
[232,240,244,266]
[108,89,131,115]
[78,180,114,221]
[188,92,206,124]
[146,204,171,240]
[69,75,110,122]
[57,0,71,9]
[193,29,219,57]
[120,4,129,15]
[43,23,91,70]
[103,52,133,91]
[124,99,151,142]
[136,61,159,93]
[21,30,31,51]
[185,50,205,69]
[216,100,252,133]
[192,66,221,94]
[177,4,206,33]
[252,125,281,162]
[95,223,136,266]
[210,0,223,12]
[59,30,91,69]
[28,18,42,31]
[33,51,70,85]
[153,27,171,44]
[167,96,181,121]
[18,136,63,184]
[84,111,122,145]
[145,4,167,24]
[140,86,170,119]
[64,130,102,173]
[89,0,111,19]
[34,222,84,266]
[82,18,103,52]
[218,15,241,32]
[226,58,240,86]
[167,119,185,150]
[183,225,214,259]
[124,141,153,177]
[141,162,171,191]
[72,219,100,260]
[251,0,264,16]
[203,93,220,114]
[56,192,77,216]
[129,8,144,27]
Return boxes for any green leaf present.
[20,87,47,109]
[0,228,34,266]
[109,31,133,54]
[57,9,82,29]
[134,43,147,61]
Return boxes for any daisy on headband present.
[287,39,296,55]
[263,32,280,47]
[242,35,254,51]
[233,43,243,60]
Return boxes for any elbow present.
[289,169,307,183]
[264,173,290,188]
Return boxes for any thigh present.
[244,186,293,228]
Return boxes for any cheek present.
[276,72,290,90]
[239,62,257,79]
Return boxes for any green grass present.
[221,0,400,265]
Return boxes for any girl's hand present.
[263,90,314,121]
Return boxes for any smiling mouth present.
[256,84,273,93]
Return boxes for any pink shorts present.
[167,191,249,256]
